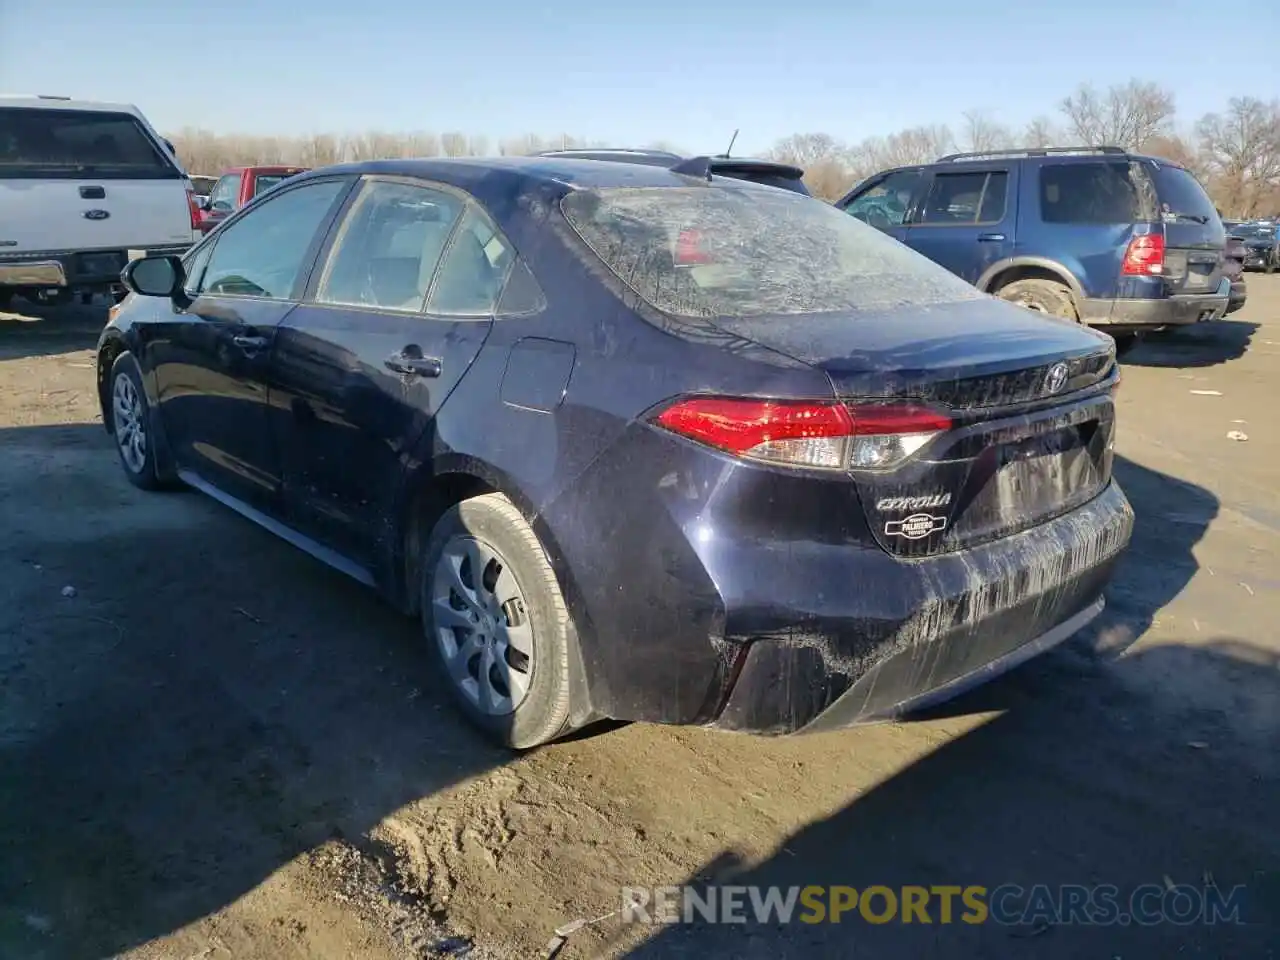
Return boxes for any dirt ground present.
[1,281,1277,960]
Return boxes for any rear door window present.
[1038,162,1153,224]
[315,180,464,313]
[0,107,179,179]
[561,184,982,319]
[916,171,1008,225]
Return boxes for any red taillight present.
[1121,234,1165,276]
[652,397,951,470]
[186,188,202,231]
[674,229,713,265]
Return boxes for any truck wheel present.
[420,493,575,750]
[996,279,1079,321]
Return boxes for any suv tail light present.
[185,187,202,231]
[1121,234,1165,276]
[651,397,952,471]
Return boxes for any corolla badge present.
[83,209,111,220]
[876,493,951,512]
[1044,361,1069,395]
[885,513,948,540]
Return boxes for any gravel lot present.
[1,282,1277,959]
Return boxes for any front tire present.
[109,352,171,491]
[996,278,1079,321]
[420,493,574,749]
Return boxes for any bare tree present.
[858,124,957,169]
[960,110,1013,153]
[162,80,1280,217]
[1023,116,1058,149]
[1059,80,1175,150]
[1196,98,1280,217]
[767,132,844,168]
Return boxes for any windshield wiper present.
[1165,212,1209,224]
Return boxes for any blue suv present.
[835,147,1229,352]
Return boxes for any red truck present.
[196,165,309,233]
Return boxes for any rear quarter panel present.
[408,175,833,723]
[1016,159,1131,301]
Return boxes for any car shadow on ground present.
[1121,319,1258,369]
[618,453,1279,957]
[0,301,108,362]
[0,422,508,958]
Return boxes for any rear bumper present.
[0,244,193,289]
[707,482,1134,735]
[1227,280,1247,315]
[1082,287,1229,330]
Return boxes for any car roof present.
[0,94,143,116]
[301,155,710,192]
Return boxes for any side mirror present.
[196,196,211,211]
[122,255,186,300]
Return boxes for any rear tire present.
[996,278,1079,322]
[420,493,574,750]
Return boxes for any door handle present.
[384,352,442,378]
[231,334,269,351]
[977,233,1006,242]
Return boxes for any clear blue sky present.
[2,0,1276,155]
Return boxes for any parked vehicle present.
[1232,221,1278,273]
[0,95,200,308]
[1223,234,1248,313]
[196,165,309,234]
[98,158,1133,748]
[836,146,1230,354]
[187,174,218,199]
[535,148,811,195]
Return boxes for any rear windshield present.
[560,185,982,318]
[253,173,300,196]
[1149,163,1218,223]
[0,107,179,180]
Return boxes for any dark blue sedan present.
[97,156,1134,748]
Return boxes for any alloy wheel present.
[431,535,534,715]
[112,374,148,475]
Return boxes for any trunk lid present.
[709,298,1119,558]
[0,179,196,253]
[1147,162,1227,295]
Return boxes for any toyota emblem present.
[1044,362,1069,395]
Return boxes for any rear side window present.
[0,107,179,180]
[1039,162,1156,224]
[426,205,516,316]
[1148,163,1218,223]
[253,173,301,198]
[917,171,1008,225]
[560,185,982,319]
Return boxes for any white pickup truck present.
[0,95,199,308]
